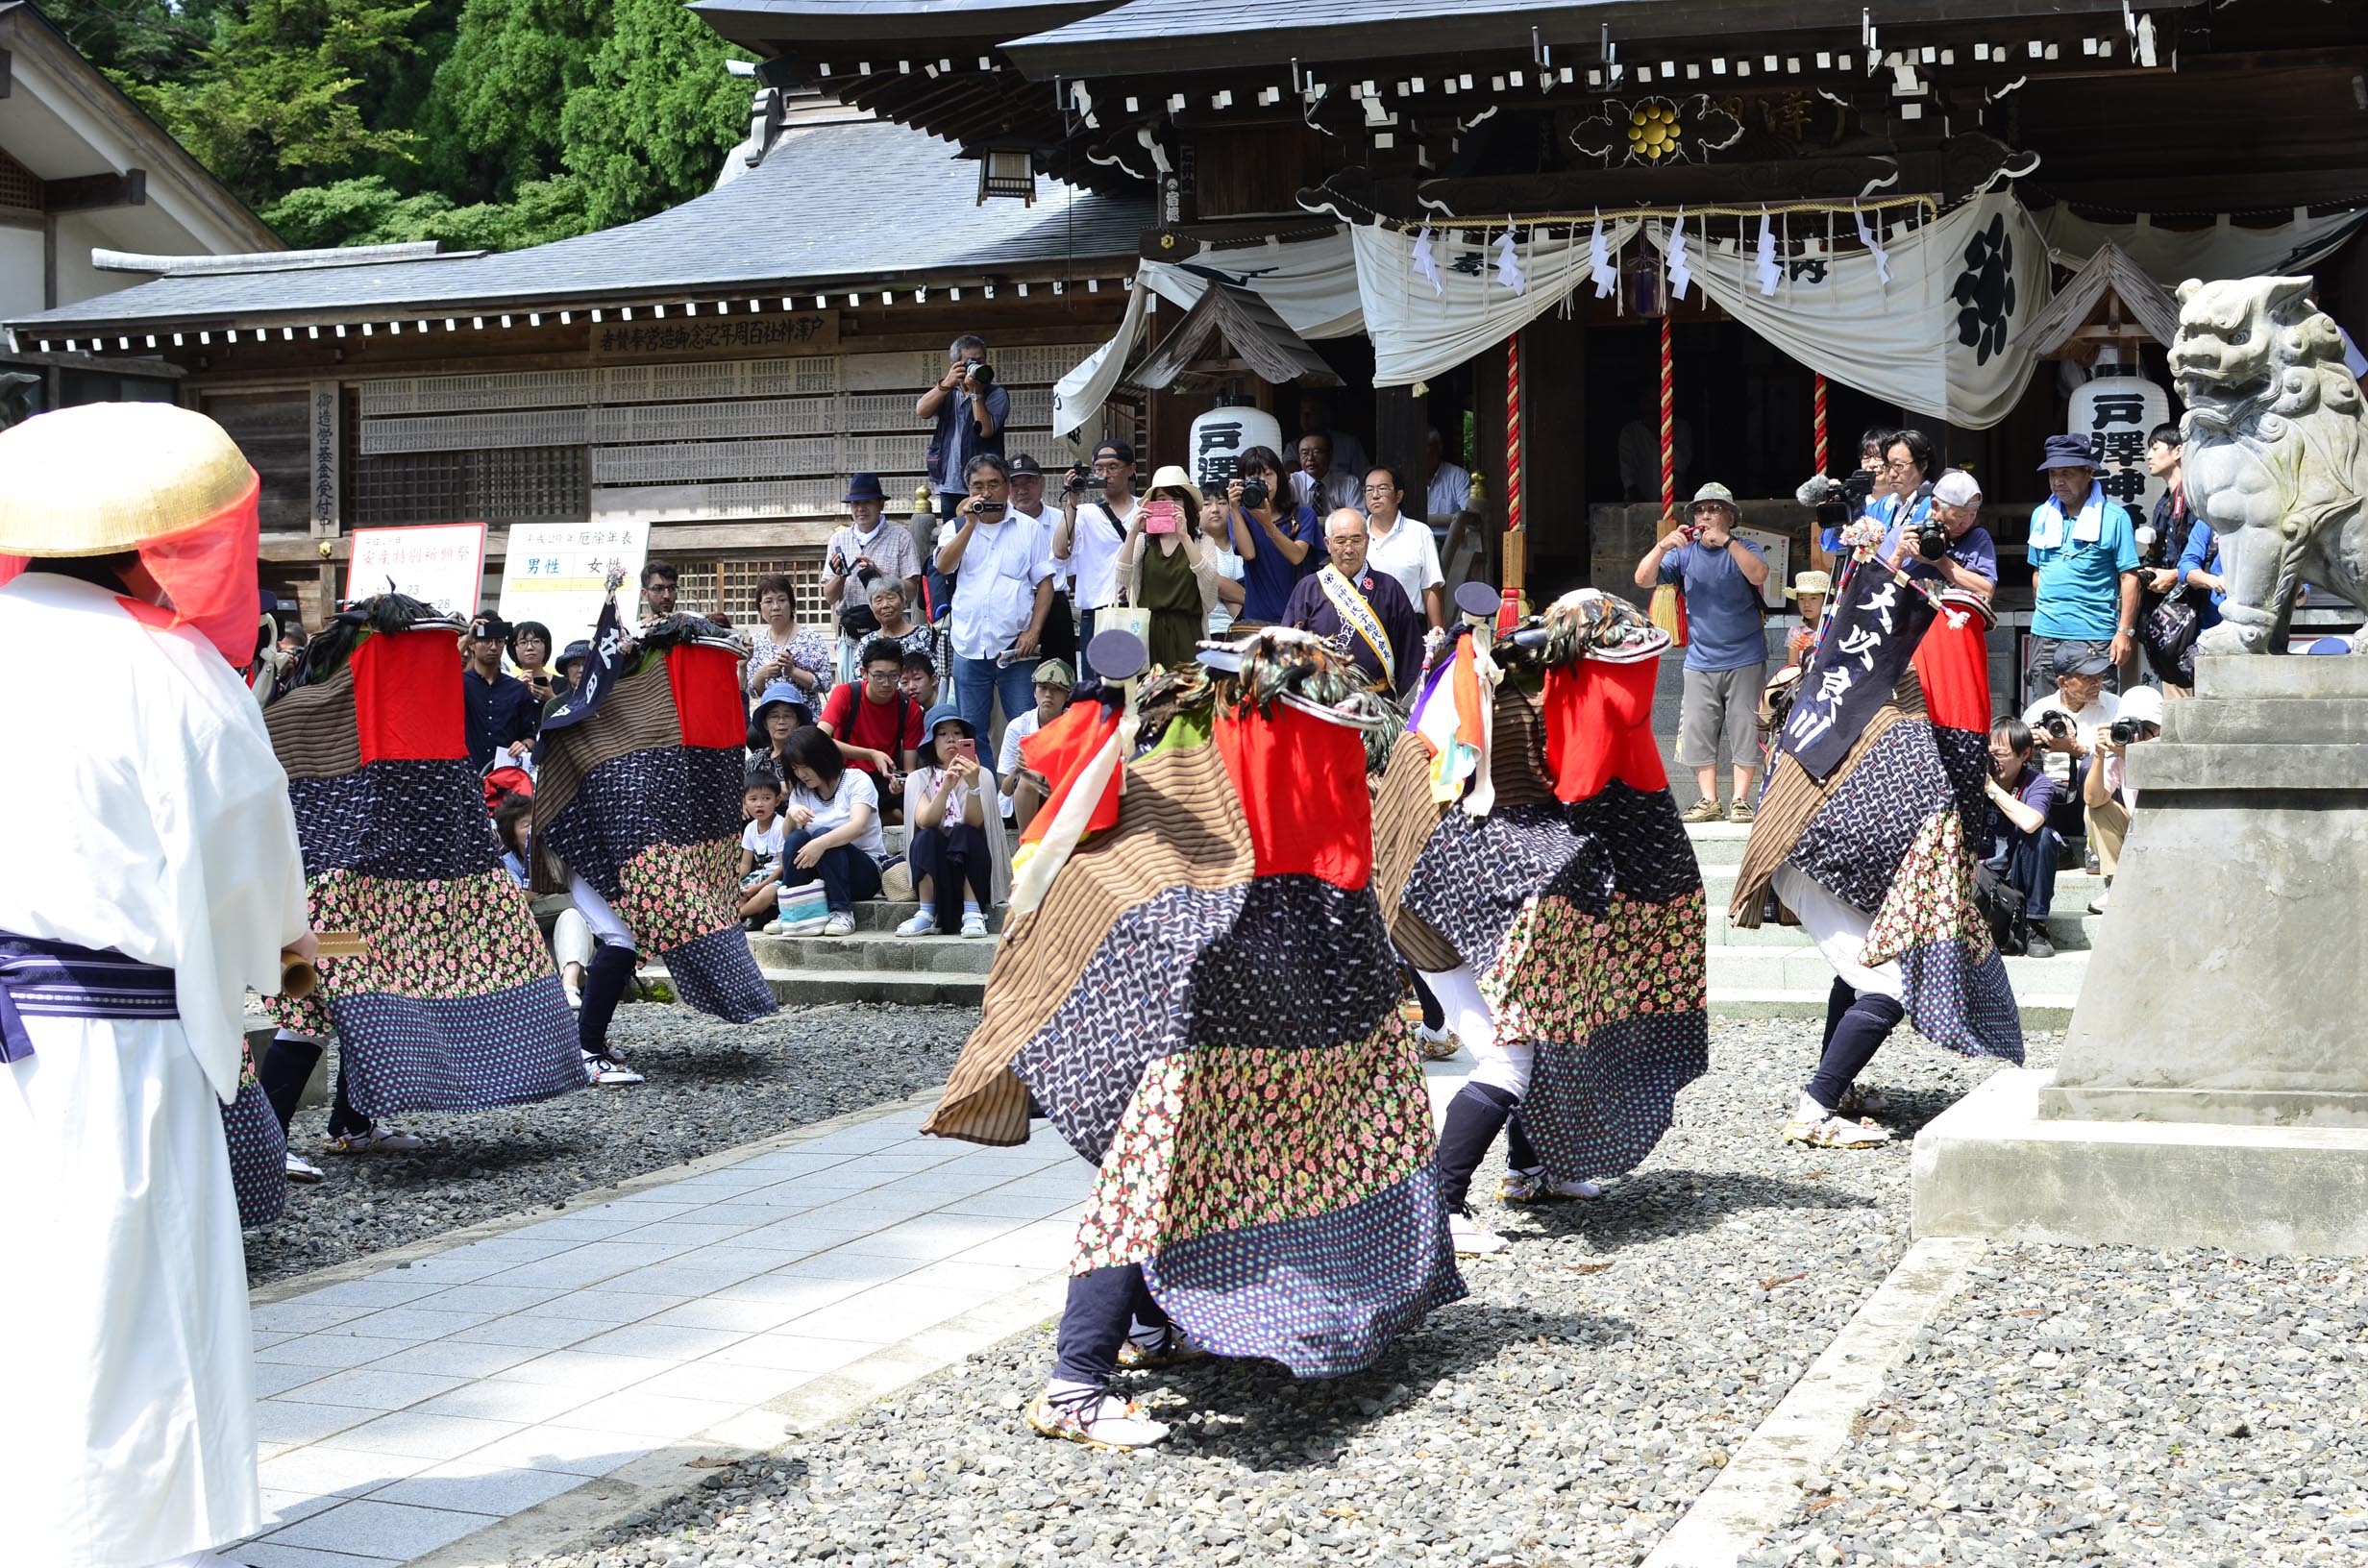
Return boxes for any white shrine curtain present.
[1349,219,1643,387]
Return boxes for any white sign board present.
[497,521,651,656]
[1737,525,1791,610]
[344,523,487,619]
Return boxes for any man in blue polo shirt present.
[1635,481,1770,822]
[2026,432,2140,703]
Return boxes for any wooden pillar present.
[1373,382,1426,494]
[1521,307,1589,594]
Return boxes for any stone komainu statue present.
[2168,276,2368,653]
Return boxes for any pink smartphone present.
[1143,498,1181,536]
[954,737,977,765]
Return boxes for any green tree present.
[129,0,429,208]
[557,0,750,231]
[262,171,593,250]
[36,0,226,89]
[422,0,606,202]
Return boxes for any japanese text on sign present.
[497,521,651,655]
[345,524,487,618]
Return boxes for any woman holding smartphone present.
[508,619,566,702]
[898,705,1008,938]
[1117,464,1243,670]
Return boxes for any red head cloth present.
[1213,699,1374,888]
[1911,594,1995,735]
[1541,650,1668,801]
[1019,698,1123,849]
[24,472,266,666]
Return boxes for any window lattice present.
[0,149,37,212]
[666,553,826,630]
[350,445,586,526]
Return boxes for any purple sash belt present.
[0,931,178,1064]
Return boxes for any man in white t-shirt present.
[1053,439,1141,677]
[996,658,1074,831]
[1361,465,1447,628]
[2021,648,2119,842]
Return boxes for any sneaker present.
[1027,1384,1171,1450]
[1116,1323,1210,1370]
[762,920,784,936]
[562,978,582,1011]
[896,910,939,937]
[322,1123,421,1154]
[1728,800,1756,824]
[822,912,856,937]
[584,1054,645,1086]
[1781,1113,1893,1149]
[1414,1024,1460,1062]
[1450,1211,1508,1256]
[1681,797,1725,824]
[1836,1083,1892,1117]
[284,1151,325,1185]
[2024,926,2056,960]
[960,911,991,939]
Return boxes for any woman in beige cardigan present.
[1116,464,1244,670]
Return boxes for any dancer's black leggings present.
[259,1033,368,1139]
[579,941,638,1058]
[1051,1265,1172,1386]
[1805,975,1905,1111]
[1405,966,1444,1031]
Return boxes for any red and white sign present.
[344,523,487,619]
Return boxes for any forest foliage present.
[41,0,754,249]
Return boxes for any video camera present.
[1063,462,1095,496]
[1811,468,1877,531]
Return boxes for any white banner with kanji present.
[496,522,651,656]
[344,523,487,619]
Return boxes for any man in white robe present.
[0,403,312,1568]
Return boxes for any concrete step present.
[1707,947,2085,994]
[748,932,998,972]
[831,900,1007,935]
[1705,909,2102,950]
[1698,861,2109,908]
[1709,990,2078,1031]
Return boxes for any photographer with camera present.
[917,333,1009,525]
[1635,482,1770,823]
[821,473,924,683]
[2136,425,2208,695]
[2080,684,2163,913]
[935,453,1055,742]
[1883,469,1998,600]
[1216,444,1320,625]
[1982,718,2062,959]
[1052,440,1140,677]
[2020,648,2119,848]
[1793,427,1889,568]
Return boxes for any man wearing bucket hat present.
[1636,481,1771,822]
[0,403,316,1568]
[2026,432,2141,703]
[822,472,925,679]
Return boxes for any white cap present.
[1933,469,1983,507]
[2119,685,2166,728]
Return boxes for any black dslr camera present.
[2036,711,2074,742]
[964,361,995,387]
[1237,475,1270,510]
[1915,514,1951,560]
[2109,717,2153,746]
[1813,468,1877,531]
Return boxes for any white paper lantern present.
[1188,398,1285,499]
[2068,373,2173,525]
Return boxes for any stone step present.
[748,932,999,972]
[767,901,1008,935]
[1704,908,2102,950]
[1707,946,2087,994]
[648,964,989,1009]
[1708,990,2078,1031]
[1697,862,2109,905]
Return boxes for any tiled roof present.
[6,118,1148,335]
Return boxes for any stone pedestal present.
[1914,655,2368,1254]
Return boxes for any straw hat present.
[1784,571,1833,600]
[1145,464,1204,508]
[0,404,256,556]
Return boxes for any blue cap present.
[753,679,811,719]
[843,473,888,503]
[922,702,973,737]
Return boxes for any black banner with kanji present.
[1778,558,1937,782]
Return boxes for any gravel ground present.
[1750,1246,2368,1568]
[244,1001,973,1286]
[504,1017,2049,1568]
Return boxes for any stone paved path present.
[234,1095,1101,1567]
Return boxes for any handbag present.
[2139,591,2204,685]
[1100,602,1154,647]
[774,881,830,935]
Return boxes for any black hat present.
[1006,453,1045,477]
[2036,433,2096,472]
[843,473,889,503]
[2053,646,2112,677]
[555,638,592,673]
[1092,439,1135,465]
